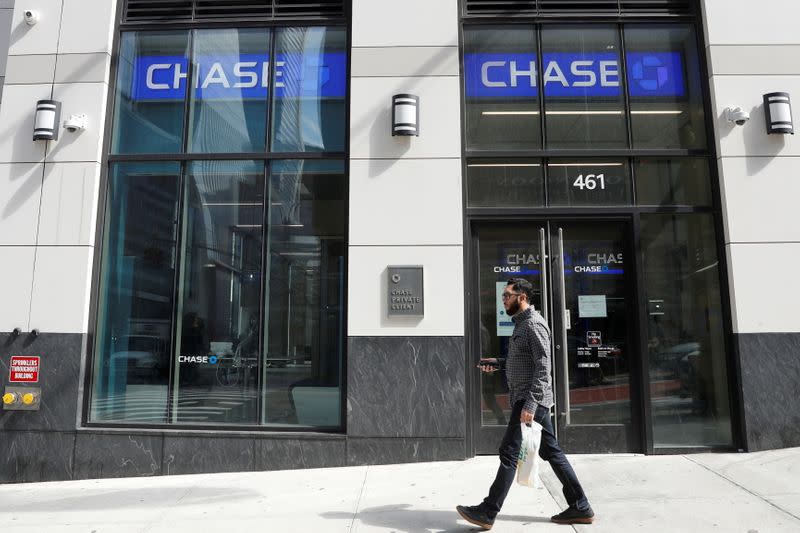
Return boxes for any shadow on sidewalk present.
[322,503,552,533]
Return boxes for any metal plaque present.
[387,266,424,316]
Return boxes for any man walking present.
[457,278,594,529]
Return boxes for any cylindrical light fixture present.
[764,92,794,134]
[392,94,419,136]
[33,100,61,141]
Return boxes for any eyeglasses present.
[501,291,521,300]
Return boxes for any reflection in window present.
[188,29,271,153]
[626,25,707,149]
[641,215,732,447]
[91,163,182,422]
[467,161,544,208]
[173,160,265,424]
[635,158,712,206]
[463,26,541,151]
[547,159,631,206]
[542,26,627,149]
[271,27,347,152]
[111,32,189,154]
[264,160,345,427]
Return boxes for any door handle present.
[557,227,570,425]
[538,227,549,322]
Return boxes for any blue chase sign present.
[130,52,347,100]
[464,51,685,98]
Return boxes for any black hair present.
[507,278,533,302]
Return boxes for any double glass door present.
[473,219,640,453]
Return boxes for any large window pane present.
[467,160,544,208]
[91,162,182,423]
[548,159,631,206]
[271,27,347,152]
[172,161,265,424]
[188,29,271,153]
[463,26,541,151]
[641,214,733,447]
[626,25,707,149]
[635,158,712,206]
[542,26,627,149]
[112,32,189,154]
[264,160,345,427]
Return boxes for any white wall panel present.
[54,53,110,84]
[57,0,115,54]
[710,74,800,158]
[350,76,461,160]
[0,8,13,74]
[727,243,800,333]
[6,0,62,56]
[351,46,459,78]
[29,245,93,333]
[719,156,800,244]
[703,0,800,46]
[46,82,107,163]
[0,83,50,163]
[709,45,800,77]
[0,163,42,245]
[38,162,100,246]
[352,0,458,47]
[3,54,56,84]
[0,246,35,331]
[348,246,464,336]
[349,158,463,246]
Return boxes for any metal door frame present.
[467,215,645,455]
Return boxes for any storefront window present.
[542,26,627,149]
[188,29,271,153]
[463,26,541,151]
[466,160,544,208]
[173,160,265,424]
[111,32,189,154]
[635,158,712,206]
[641,214,733,447]
[93,26,347,429]
[625,25,707,150]
[270,27,347,153]
[92,162,181,422]
[263,160,346,427]
[547,159,631,206]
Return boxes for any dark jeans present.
[482,400,590,517]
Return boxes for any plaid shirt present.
[504,306,555,413]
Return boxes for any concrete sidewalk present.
[1,448,798,532]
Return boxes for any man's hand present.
[520,408,534,425]
[478,357,498,373]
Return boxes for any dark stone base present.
[736,332,800,451]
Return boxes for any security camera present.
[24,10,39,25]
[725,106,750,126]
[63,114,88,133]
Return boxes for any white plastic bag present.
[516,422,543,488]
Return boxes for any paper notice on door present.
[496,281,514,336]
[578,295,607,318]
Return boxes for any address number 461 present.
[572,174,605,190]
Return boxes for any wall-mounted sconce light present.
[764,92,794,134]
[24,10,39,26]
[392,94,419,137]
[33,100,60,141]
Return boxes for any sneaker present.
[551,506,595,525]
[456,504,495,530]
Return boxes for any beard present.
[505,299,521,316]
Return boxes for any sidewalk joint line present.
[349,466,370,533]
[540,470,581,533]
[684,455,800,524]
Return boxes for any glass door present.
[472,219,640,453]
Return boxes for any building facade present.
[0,0,798,483]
